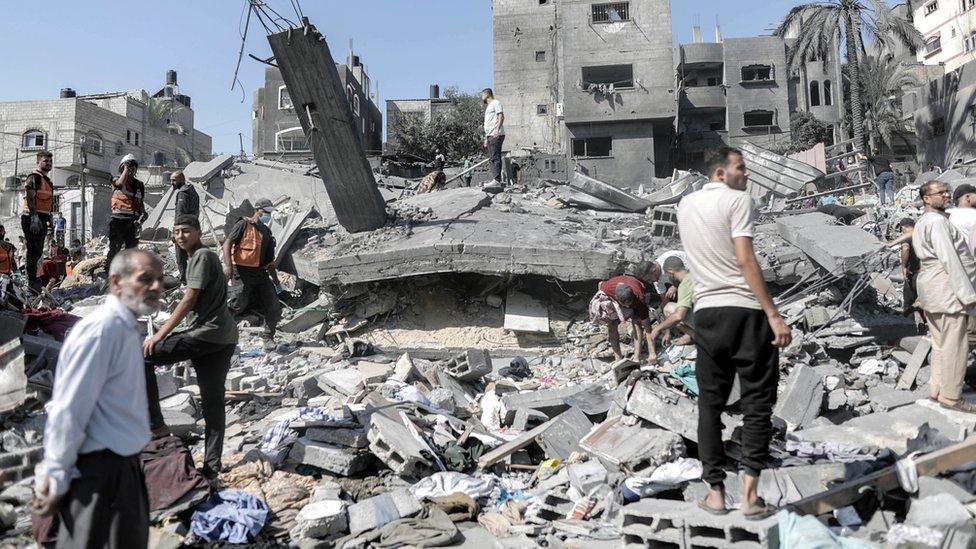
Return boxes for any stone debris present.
[1,71,974,549]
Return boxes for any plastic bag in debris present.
[479,390,503,432]
[410,472,497,500]
[622,458,703,502]
[776,510,876,549]
[856,358,886,376]
[885,524,945,547]
[395,385,431,406]
[499,357,532,380]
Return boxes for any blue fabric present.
[191,490,269,543]
[670,362,699,395]
[776,510,875,549]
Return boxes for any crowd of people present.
[0,150,289,544]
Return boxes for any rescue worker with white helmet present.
[107,154,147,267]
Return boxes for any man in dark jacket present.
[171,170,200,283]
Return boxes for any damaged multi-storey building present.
[0,70,213,243]
[493,0,847,187]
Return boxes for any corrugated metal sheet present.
[739,141,825,197]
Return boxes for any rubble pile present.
[2,142,976,547]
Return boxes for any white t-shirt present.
[484,99,505,137]
[654,250,689,295]
[948,208,976,246]
[677,182,761,311]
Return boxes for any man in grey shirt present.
[33,248,165,548]
[677,147,791,519]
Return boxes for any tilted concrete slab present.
[182,154,235,183]
[291,188,632,286]
[775,213,881,275]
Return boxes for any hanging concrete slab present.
[569,171,652,212]
[739,141,824,197]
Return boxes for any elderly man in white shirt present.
[913,180,976,414]
[32,248,165,548]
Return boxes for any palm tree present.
[775,0,923,152]
[858,55,922,153]
[146,97,187,135]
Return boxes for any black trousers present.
[56,450,148,549]
[694,307,779,486]
[107,217,139,268]
[229,266,281,337]
[486,135,505,182]
[21,213,51,284]
[175,244,189,283]
[145,332,235,478]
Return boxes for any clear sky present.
[0,0,899,154]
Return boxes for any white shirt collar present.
[105,294,139,330]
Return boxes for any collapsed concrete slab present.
[773,364,825,430]
[626,379,740,443]
[290,188,633,286]
[775,213,881,275]
[287,438,370,476]
[347,488,422,535]
[268,22,387,232]
[579,416,685,472]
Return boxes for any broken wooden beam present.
[267,22,387,233]
[789,436,976,516]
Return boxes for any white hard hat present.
[119,153,138,169]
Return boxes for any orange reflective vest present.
[111,179,144,215]
[231,221,263,268]
[23,172,54,214]
[0,244,13,274]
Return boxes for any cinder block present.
[287,438,370,476]
[290,499,347,540]
[347,489,422,535]
[445,349,492,382]
[366,414,435,478]
[306,426,369,448]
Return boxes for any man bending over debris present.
[589,271,654,361]
[145,215,239,478]
[0,225,17,276]
[648,255,695,359]
[33,248,164,548]
[677,146,791,519]
[912,181,976,414]
[653,249,688,303]
[224,198,281,348]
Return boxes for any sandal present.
[697,498,729,516]
[939,399,976,414]
[743,499,777,521]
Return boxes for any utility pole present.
[80,151,87,243]
[238,132,245,160]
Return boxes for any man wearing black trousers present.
[676,147,791,519]
[143,215,238,479]
[482,88,505,185]
[171,170,200,283]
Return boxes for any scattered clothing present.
[191,490,269,544]
[259,408,349,462]
[140,435,210,516]
[23,309,80,341]
[371,505,460,548]
[776,510,875,549]
[670,362,699,395]
[218,454,317,539]
[410,472,496,500]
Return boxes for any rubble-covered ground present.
[2,160,976,548]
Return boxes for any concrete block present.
[511,408,548,431]
[161,410,200,437]
[159,392,196,416]
[775,213,881,275]
[367,414,435,477]
[306,426,369,448]
[536,406,593,461]
[758,463,847,507]
[500,383,602,424]
[627,379,739,442]
[225,371,246,391]
[155,370,179,400]
[287,438,370,476]
[347,488,422,535]
[622,497,777,548]
[445,349,492,382]
[917,477,975,504]
[291,499,348,540]
[318,369,365,396]
[240,375,269,392]
[868,386,921,412]
[355,361,394,385]
[774,364,825,430]
[906,493,975,532]
[392,353,420,383]
[289,372,324,400]
[427,388,455,413]
[579,416,685,471]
